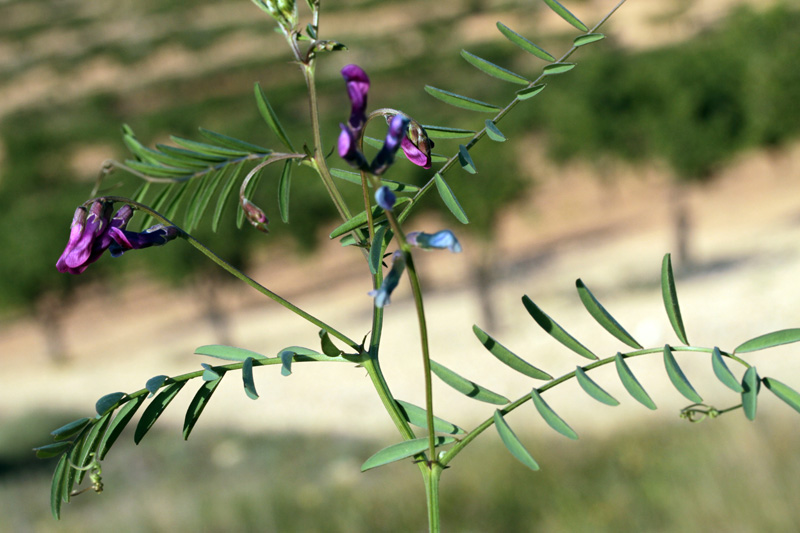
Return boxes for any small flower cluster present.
[56,200,179,275]
[337,65,433,176]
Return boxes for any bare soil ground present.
[4,139,800,439]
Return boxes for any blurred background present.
[3,0,800,530]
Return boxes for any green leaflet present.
[663,345,703,403]
[516,84,547,101]
[278,160,292,223]
[395,400,465,435]
[361,437,454,472]
[542,0,589,32]
[460,50,530,85]
[369,225,390,275]
[95,392,125,416]
[134,382,187,444]
[97,395,147,460]
[458,144,477,174]
[329,168,420,192]
[170,136,251,158]
[424,85,501,112]
[184,375,225,440]
[522,295,597,360]
[711,347,743,393]
[615,353,657,410]
[495,22,555,62]
[329,205,384,239]
[574,33,606,47]
[254,82,295,151]
[74,413,111,486]
[575,366,619,406]
[50,418,91,441]
[734,328,800,354]
[123,159,195,178]
[430,359,510,405]
[157,142,231,163]
[472,324,552,380]
[201,363,221,381]
[763,377,800,415]
[530,389,578,440]
[50,454,68,518]
[279,349,293,376]
[576,279,642,349]
[485,120,507,142]
[242,357,259,400]
[741,366,760,421]
[34,441,72,459]
[542,63,576,75]
[319,329,343,357]
[434,173,469,224]
[212,161,244,232]
[145,375,169,397]
[422,125,475,139]
[661,253,689,345]
[195,344,268,361]
[493,410,539,471]
[199,128,271,153]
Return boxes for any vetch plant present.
[35,0,800,530]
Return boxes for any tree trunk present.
[670,181,692,270]
[473,249,497,332]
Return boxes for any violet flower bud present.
[406,230,462,253]
[241,198,270,233]
[375,186,396,211]
[368,250,405,308]
[371,115,410,176]
[338,124,368,170]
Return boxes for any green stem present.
[425,464,443,533]
[99,196,359,350]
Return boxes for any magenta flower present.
[399,119,434,169]
[338,65,371,169]
[56,200,179,274]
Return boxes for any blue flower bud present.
[375,186,396,211]
[406,230,462,253]
[368,250,405,307]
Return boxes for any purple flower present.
[368,250,405,307]
[371,114,410,176]
[342,65,370,132]
[108,224,180,257]
[398,118,434,169]
[406,230,462,253]
[338,124,368,169]
[56,200,178,274]
[375,186,396,211]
